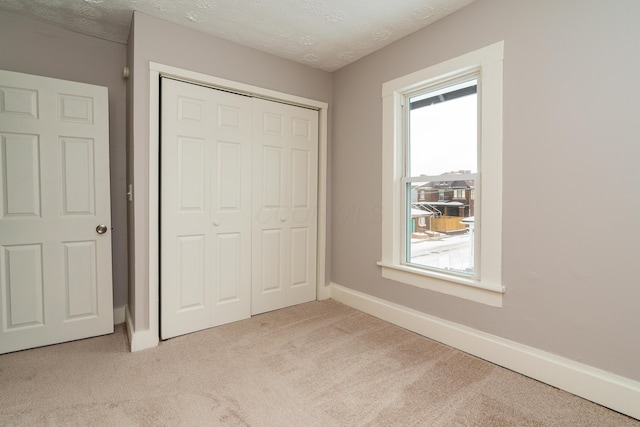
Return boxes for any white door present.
[251,98,318,315]
[0,70,113,354]
[160,78,253,339]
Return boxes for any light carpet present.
[0,300,638,426]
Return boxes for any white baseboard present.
[125,306,159,352]
[317,282,331,301]
[330,282,640,420]
[113,306,126,325]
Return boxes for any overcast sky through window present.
[409,83,477,177]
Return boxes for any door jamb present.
[147,62,329,345]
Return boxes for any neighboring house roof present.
[412,171,475,190]
[415,180,473,190]
[411,208,432,217]
[414,201,464,207]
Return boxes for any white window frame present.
[378,41,505,307]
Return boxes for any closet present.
[160,78,318,339]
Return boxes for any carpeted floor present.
[0,300,638,426]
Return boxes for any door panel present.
[261,228,284,293]
[290,227,310,286]
[3,244,44,329]
[0,70,112,354]
[60,137,95,215]
[262,146,284,208]
[2,133,41,216]
[216,233,241,302]
[58,94,94,124]
[0,86,38,118]
[291,149,311,208]
[176,235,205,311]
[252,99,318,315]
[161,78,252,339]
[216,142,242,210]
[63,241,98,319]
[177,136,205,211]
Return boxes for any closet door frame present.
[139,62,328,349]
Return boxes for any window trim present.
[378,41,504,307]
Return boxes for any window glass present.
[409,79,477,176]
[406,79,478,277]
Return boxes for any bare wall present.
[128,12,333,331]
[0,11,129,311]
[331,0,640,380]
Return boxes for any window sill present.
[377,261,504,307]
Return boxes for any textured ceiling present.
[0,0,475,72]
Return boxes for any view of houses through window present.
[406,78,478,276]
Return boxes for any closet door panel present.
[161,78,252,339]
[209,98,252,327]
[252,99,318,315]
[161,80,210,339]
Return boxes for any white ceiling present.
[0,0,475,72]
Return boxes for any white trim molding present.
[125,306,159,352]
[330,282,640,420]
[113,306,126,325]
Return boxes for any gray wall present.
[128,12,333,330]
[331,0,640,381]
[0,11,129,311]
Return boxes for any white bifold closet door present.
[160,78,318,340]
[0,70,113,354]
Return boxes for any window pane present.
[407,78,478,276]
[407,179,475,276]
[409,79,477,177]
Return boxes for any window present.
[378,42,504,307]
